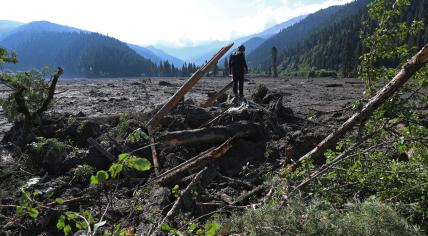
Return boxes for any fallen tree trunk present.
[152,138,233,185]
[158,121,264,146]
[290,43,428,171]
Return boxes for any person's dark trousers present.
[232,72,245,97]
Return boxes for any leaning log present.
[152,138,233,185]
[290,43,428,171]
[158,121,263,146]
[87,137,116,162]
[201,81,233,108]
[147,43,234,130]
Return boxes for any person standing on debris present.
[229,45,248,98]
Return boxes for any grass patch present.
[222,198,421,236]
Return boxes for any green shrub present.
[71,164,95,182]
[223,198,421,236]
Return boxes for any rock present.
[150,187,172,207]
[76,111,86,117]
[131,81,143,86]
[269,99,294,122]
[76,121,101,146]
[27,138,72,175]
[218,139,266,176]
[136,187,172,233]
[86,146,113,169]
[252,84,268,103]
[182,105,213,128]
[158,81,173,86]
[263,92,283,104]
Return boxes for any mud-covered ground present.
[0,76,364,131]
[0,76,365,235]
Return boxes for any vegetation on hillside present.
[247,0,372,70]
[249,0,428,78]
[1,31,198,78]
[222,0,428,234]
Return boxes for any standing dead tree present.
[289,43,428,172]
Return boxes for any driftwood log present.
[158,121,264,146]
[152,138,233,185]
[290,43,428,171]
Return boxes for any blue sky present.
[1,0,353,47]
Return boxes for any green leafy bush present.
[126,128,149,144]
[90,153,151,184]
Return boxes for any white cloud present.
[1,0,354,47]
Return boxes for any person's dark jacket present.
[229,51,248,75]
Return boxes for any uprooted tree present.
[0,48,63,144]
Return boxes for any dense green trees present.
[1,31,197,78]
[248,0,428,78]
[285,0,428,231]
[272,46,278,78]
[278,0,428,77]
[247,0,372,69]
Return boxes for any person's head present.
[238,45,245,52]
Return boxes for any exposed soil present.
[0,76,364,235]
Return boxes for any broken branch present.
[158,167,208,229]
[152,138,233,185]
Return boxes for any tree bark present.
[158,121,263,146]
[290,43,428,171]
[152,138,233,185]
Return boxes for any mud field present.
[1,76,364,129]
[0,76,365,235]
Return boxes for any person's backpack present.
[229,52,241,70]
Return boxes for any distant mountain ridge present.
[1,30,159,77]
[246,0,373,67]
[156,14,307,65]
[0,20,23,38]
[276,0,428,77]
[0,20,183,70]
[147,46,184,67]
[252,15,307,39]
